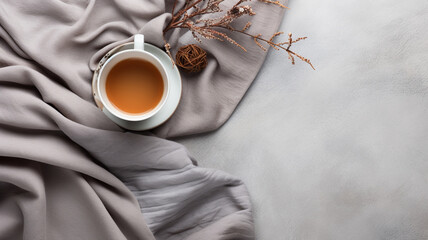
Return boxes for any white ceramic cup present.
[97,34,170,122]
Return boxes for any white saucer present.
[92,43,182,131]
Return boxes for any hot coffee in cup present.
[97,34,170,122]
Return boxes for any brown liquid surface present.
[106,58,164,114]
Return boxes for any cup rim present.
[97,49,170,122]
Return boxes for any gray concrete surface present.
[177,0,428,239]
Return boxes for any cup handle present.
[134,34,144,51]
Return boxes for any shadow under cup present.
[97,49,169,122]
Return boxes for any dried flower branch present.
[258,0,288,8]
[242,22,251,31]
[163,0,314,70]
[253,34,266,51]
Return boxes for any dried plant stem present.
[162,0,314,69]
[222,27,315,69]
[171,0,178,15]
[259,0,288,8]
[164,0,205,33]
[163,38,174,65]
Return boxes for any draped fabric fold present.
[0,0,285,239]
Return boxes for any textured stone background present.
[177,0,428,239]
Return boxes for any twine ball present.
[175,44,207,73]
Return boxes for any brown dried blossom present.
[163,0,314,70]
